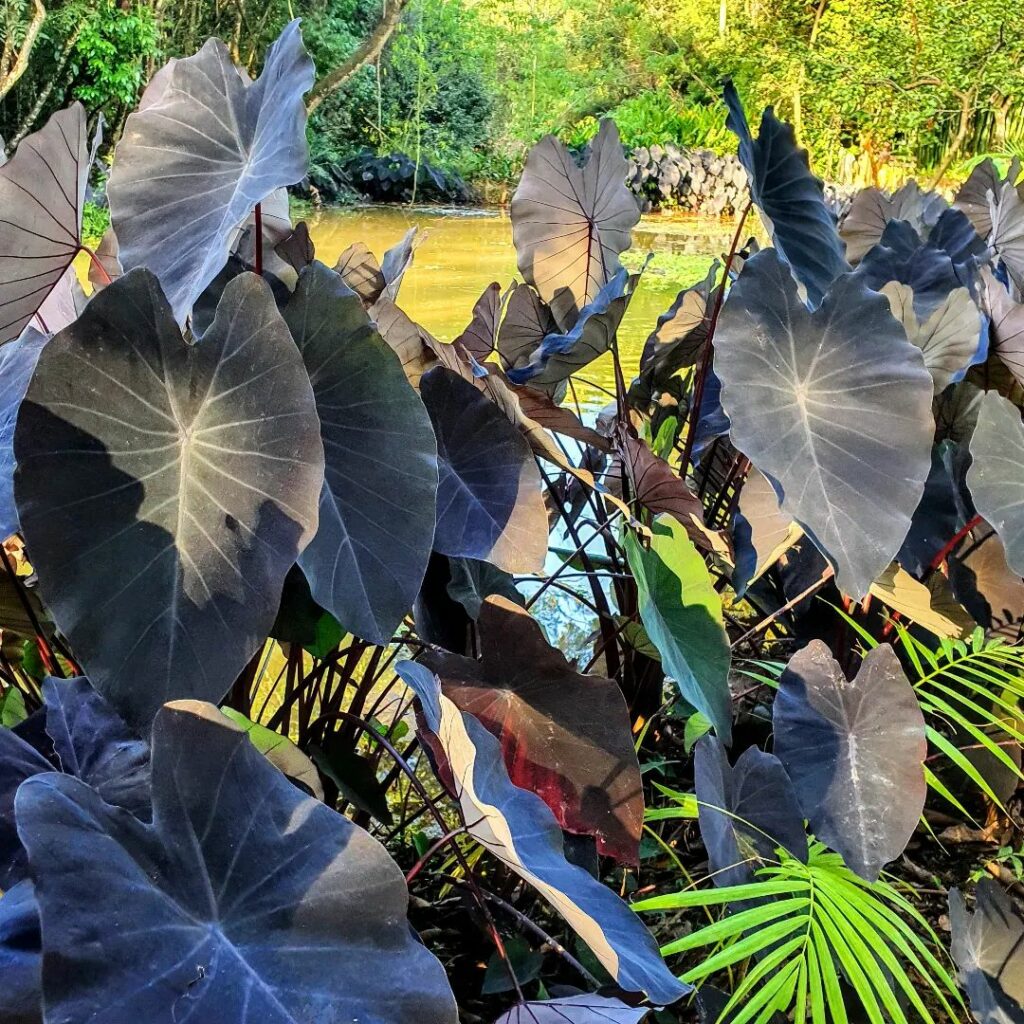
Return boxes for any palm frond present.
[633,842,964,1024]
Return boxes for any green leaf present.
[0,687,27,728]
[624,517,732,742]
[310,738,393,825]
[684,711,712,753]
[219,707,324,801]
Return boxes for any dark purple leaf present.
[493,995,650,1024]
[724,83,848,307]
[714,249,934,598]
[0,880,40,1024]
[421,595,643,863]
[421,367,547,573]
[694,735,807,888]
[14,270,324,728]
[511,121,639,329]
[16,700,457,1023]
[774,641,927,880]
[0,104,93,344]
[107,21,314,321]
[282,261,438,643]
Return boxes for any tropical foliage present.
[0,20,1023,1024]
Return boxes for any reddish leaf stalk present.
[679,201,752,479]
[930,514,983,571]
[81,245,112,286]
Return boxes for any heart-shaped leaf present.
[855,220,965,318]
[511,120,639,329]
[987,181,1024,291]
[882,282,983,393]
[840,182,946,264]
[967,391,1024,575]
[497,283,557,371]
[107,21,314,321]
[623,516,731,744]
[283,261,438,643]
[724,83,848,307]
[455,281,503,363]
[949,880,1024,1024]
[421,367,546,573]
[639,262,718,386]
[507,268,637,389]
[0,104,94,344]
[14,269,324,728]
[949,523,1024,638]
[15,700,457,1023]
[0,676,149,888]
[396,661,690,1007]
[955,157,1022,238]
[420,595,643,863]
[981,267,1024,389]
[694,735,807,888]
[493,995,650,1024]
[774,640,927,880]
[714,249,934,598]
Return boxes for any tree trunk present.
[306,0,411,116]
[930,88,977,188]
[0,0,46,103]
[8,23,83,149]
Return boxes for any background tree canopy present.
[2,0,1023,193]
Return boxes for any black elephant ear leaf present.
[0,724,52,889]
[881,281,983,392]
[507,268,638,390]
[967,391,1024,575]
[15,700,458,1023]
[275,220,315,273]
[0,675,150,888]
[455,281,503,363]
[421,367,547,573]
[497,282,557,371]
[396,661,690,1008]
[949,880,1024,1024]
[107,21,314,322]
[282,261,438,644]
[840,182,946,264]
[714,249,934,598]
[987,181,1024,292]
[723,82,849,307]
[511,119,639,329]
[981,267,1024,389]
[493,995,651,1024]
[88,226,121,290]
[774,640,927,881]
[0,103,93,344]
[370,296,438,387]
[955,157,1022,238]
[420,595,644,864]
[42,676,150,818]
[0,328,48,540]
[639,261,718,384]
[695,736,807,888]
[14,269,324,729]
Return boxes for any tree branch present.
[306,0,410,116]
[0,0,46,103]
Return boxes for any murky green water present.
[302,205,734,414]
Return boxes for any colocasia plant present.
[0,22,1021,1024]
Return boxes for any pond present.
[302,204,736,416]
